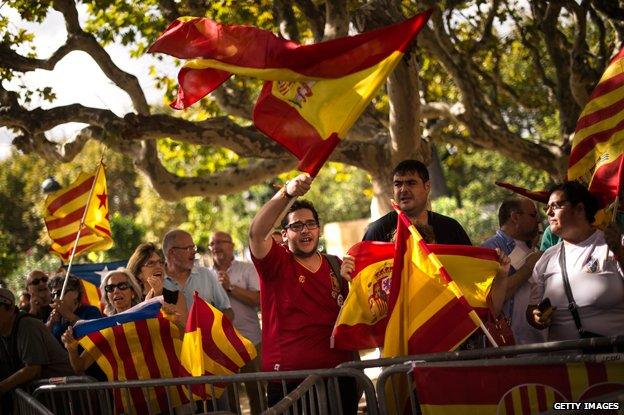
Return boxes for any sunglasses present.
[51,289,75,299]
[104,282,131,293]
[28,276,49,286]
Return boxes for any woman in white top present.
[529,181,624,340]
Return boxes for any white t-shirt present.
[529,230,624,340]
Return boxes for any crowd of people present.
[1,158,624,414]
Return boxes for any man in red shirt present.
[249,173,357,413]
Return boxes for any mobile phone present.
[162,287,179,304]
[537,297,552,312]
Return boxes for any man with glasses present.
[249,173,357,414]
[162,229,233,321]
[25,270,52,323]
[482,197,544,344]
[363,159,471,244]
[210,231,263,415]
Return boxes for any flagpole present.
[59,162,104,299]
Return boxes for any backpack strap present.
[323,254,342,292]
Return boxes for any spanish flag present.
[332,241,499,351]
[44,162,113,262]
[181,292,257,399]
[568,46,624,208]
[413,359,624,415]
[149,11,431,175]
[74,300,189,414]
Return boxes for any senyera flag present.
[44,162,113,263]
[181,292,257,399]
[568,46,624,209]
[74,299,189,414]
[149,11,431,176]
[332,241,499,351]
[413,359,624,415]
[61,260,128,310]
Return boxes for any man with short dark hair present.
[363,159,471,244]
[162,229,233,321]
[0,287,73,413]
[249,173,357,413]
[482,197,544,344]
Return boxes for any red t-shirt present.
[252,241,352,372]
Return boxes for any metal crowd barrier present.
[376,351,624,414]
[29,367,377,415]
[13,388,54,415]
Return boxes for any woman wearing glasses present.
[46,274,102,342]
[528,181,624,341]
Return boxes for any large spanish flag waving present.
[44,162,113,262]
[74,299,189,414]
[568,46,624,208]
[181,292,257,399]
[332,241,499,351]
[149,11,431,175]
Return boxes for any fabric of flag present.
[181,292,257,399]
[568,46,624,207]
[495,181,549,204]
[413,360,624,415]
[44,163,113,263]
[332,241,499,351]
[61,260,127,309]
[149,11,431,176]
[383,209,482,359]
[74,300,188,414]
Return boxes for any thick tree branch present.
[273,0,300,41]
[294,0,325,42]
[324,0,349,40]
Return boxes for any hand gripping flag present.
[568,46,624,209]
[181,292,257,399]
[413,359,624,415]
[149,11,431,176]
[44,162,113,262]
[61,260,128,310]
[73,299,189,414]
[332,241,499,351]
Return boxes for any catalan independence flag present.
[181,292,257,399]
[568,46,624,208]
[74,300,188,414]
[44,162,113,262]
[149,11,431,176]
[61,260,128,310]
[332,241,499,351]
[413,359,624,415]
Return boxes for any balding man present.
[482,198,544,344]
[162,229,233,321]
[210,231,262,415]
[26,270,52,323]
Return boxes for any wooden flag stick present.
[264,196,297,240]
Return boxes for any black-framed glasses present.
[51,289,74,299]
[143,258,164,268]
[104,282,131,293]
[171,245,197,253]
[544,200,569,212]
[28,276,48,286]
[285,220,319,232]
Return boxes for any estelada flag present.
[74,299,189,414]
[413,358,624,415]
[44,162,113,262]
[568,46,624,208]
[383,208,482,359]
[61,260,128,310]
[149,11,431,176]
[332,241,499,351]
[181,292,257,399]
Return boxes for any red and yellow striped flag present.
[44,163,113,262]
[413,360,624,415]
[568,46,624,208]
[181,292,257,399]
[149,11,431,175]
[332,242,499,351]
[383,209,483,358]
[74,300,189,414]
